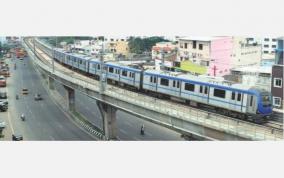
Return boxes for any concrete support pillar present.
[63,85,76,112]
[97,101,117,140]
[48,76,55,90]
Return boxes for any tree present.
[128,36,170,54]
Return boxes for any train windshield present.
[261,94,271,107]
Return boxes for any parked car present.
[0,76,6,87]
[0,121,6,129]
[0,88,7,98]
[12,134,23,141]
[0,101,8,112]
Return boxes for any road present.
[53,78,184,141]
[0,56,95,140]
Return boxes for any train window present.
[160,78,169,86]
[213,88,226,98]
[131,73,135,78]
[97,64,100,70]
[237,93,242,101]
[177,81,180,88]
[122,70,127,77]
[173,80,176,87]
[79,60,82,64]
[204,86,208,94]
[184,83,195,91]
[199,86,203,93]
[109,67,114,73]
[116,69,120,74]
[154,77,157,83]
[250,96,253,106]
[231,92,235,100]
[150,76,153,83]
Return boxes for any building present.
[231,37,262,67]
[271,37,283,108]
[230,66,272,92]
[152,42,177,70]
[113,40,129,57]
[247,37,278,54]
[0,37,7,44]
[177,36,233,76]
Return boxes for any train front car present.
[250,88,273,123]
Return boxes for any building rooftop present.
[231,66,272,74]
[177,36,227,42]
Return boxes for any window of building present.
[272,39,276,42]
[192,41,196,49]
[199,44,203,50]
[213,88,226,98]
[199,85,203,93]
[264,45,269,48]
[184,83,195,92]
[274,78,282,88]
[160,78,169,86]
[184,43,188,49]
[273,97,281,107]
[264,51,269,54]
[204,86,208,94]
[264,38,269,41]
[237,93,242,101]
[122,70,127,77]
[180,57,183,61]
[180,43,183,48]
[231,92,235,100]
[272,45,277,48]
[109,67,114,73]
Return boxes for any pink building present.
[209,37,233,76]
[178,36,234,77]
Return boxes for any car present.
[12,134,23,141]
[0,102,8,112]
[22,88,28,95]
[0,75,6,87]
[34,94,43,101]
[0,121,6,129]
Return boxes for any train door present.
[246,94,257,114]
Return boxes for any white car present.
[0,121,6,129]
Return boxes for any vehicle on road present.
[21,114,25,121]
[0,76,6,87]
[0,121,6,129]
[0,101,8,112]
[34,93,43,101]
[0,88,7,98]
[22,88,28,95]
[12,134,23,141]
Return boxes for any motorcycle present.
[140,125,145,135]
[21,114,25,121]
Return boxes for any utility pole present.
[99,43,106,94]
[160,48,165,70]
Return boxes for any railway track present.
[24,37,284,134]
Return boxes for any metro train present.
[33,38,273,123]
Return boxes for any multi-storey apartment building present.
[247,37,278,54]
[177,36,234,76]
[271,37,284,108]
[152,42,177,70]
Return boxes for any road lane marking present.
[7,109,15,134]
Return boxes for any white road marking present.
[7,109,15,134]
